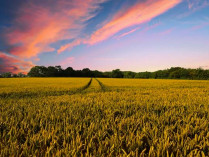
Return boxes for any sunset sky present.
[0,0,209,73]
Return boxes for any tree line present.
[1,66,209,80]
[0,72,27,78]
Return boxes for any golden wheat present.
[0,78,209,156]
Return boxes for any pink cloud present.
[87,0,181,45]
[57,39,82,54]
[116,27,140,39]
[32,58,40,62]
[0,52,34,74]
[5,0,107,58]
[60,57,75,68]
[57,0,181,53]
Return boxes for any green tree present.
[47,66,58,77]
[2,72,12,78]
[82,68,92,77]
[124,71,136,78]
[17,72,26,77]
[64,67,75,77]
[28,66,43,77]
[111,69,123,78]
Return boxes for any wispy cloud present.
[58,39,82,54]
[60,57,75,68]
[187,0,209,10]
[4,0,107,58]
[116,27,140,39]
[57,0,181,53]
[87,0,181,45]
[0,52,34,74]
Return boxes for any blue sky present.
[0,0,209,73]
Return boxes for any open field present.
[0,78,209,156]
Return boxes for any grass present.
[0,78,209,156]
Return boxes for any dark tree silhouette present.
[111,69,124,78]
[1,66,209,80]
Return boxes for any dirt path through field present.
[0,78,107,98]
[69,78,92,95]
[95,78,106,91]
[76,78,107,93]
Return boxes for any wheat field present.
[0,78,209,156]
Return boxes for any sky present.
[0,0,209,73]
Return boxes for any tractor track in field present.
[71,78,107,94]
[69,78,92,95]
[95,78,107,91]
[0,78,107,98]
[0,78,93,99]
